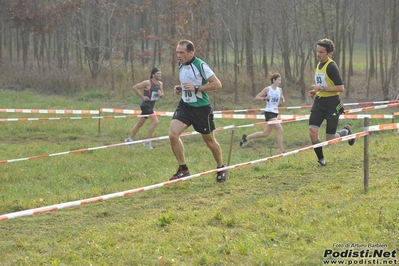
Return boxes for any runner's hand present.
[174,85,182,94]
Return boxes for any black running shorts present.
[264,111,278,121]
[172,100,215,134]
[140,103,154,115]
[309,95,344,135]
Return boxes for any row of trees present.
[0,0,398,101]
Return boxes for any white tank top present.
[265,86,281,114]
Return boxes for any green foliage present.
[0,89,398,265]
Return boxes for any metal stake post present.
[364,117,369,190]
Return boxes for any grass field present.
[0,88,398,265]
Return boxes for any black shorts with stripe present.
[309,95,344,134]
[172,100,215,134]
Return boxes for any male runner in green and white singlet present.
[168,39,228,183]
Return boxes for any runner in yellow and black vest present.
[308,38,355,167]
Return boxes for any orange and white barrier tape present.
[0,117,308,164]
[341,114,394,119]
[0,108,99,114]
[0,113,395,123]
[218,114,394,120]
[236,117,309,128]
[99,108,141,114]
[0,114,169,122]
[1,110,397,165]
[213,106,311,113]
[2,100,397,116]
[343,100,399,106]
[98,102,399,121]
[366,123,399,132]
[0,131,368,221]
[99,108,174,116]
[0,125,235,165]
[345,102,399,114]
[212,100,399,113]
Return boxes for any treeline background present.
[0,0,398,105]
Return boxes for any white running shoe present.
[144,141,154,150]
[124,137,134,147]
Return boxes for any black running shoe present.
[239,134,247,146]
[216,165,228,183]
[344,125,355,146]
[170,166,190,180]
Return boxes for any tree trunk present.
[244,1,255,96]
[390,0,398,96]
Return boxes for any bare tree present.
[366,1,376,97]
[242,0,255,95]
[6,1,78,67]
[290,0,316,100]
[258,0,269,78]
[217,0,241,103]
[389,0,399,98]
[376,0,390,99]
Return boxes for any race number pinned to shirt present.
[150,91,159,101]
[315,73,327,87]
[182,86,202,103]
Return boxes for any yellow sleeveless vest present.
[315,58,340,97]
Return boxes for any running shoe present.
[344,125,355,146]
[144,141,154,150]
[239,134,247,146]
[124,137,134,147]
[216,165,228,183]
[169,166,190,180]
[318,158,327,167]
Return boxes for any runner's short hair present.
[270,73,281,84]
[317,38,335,53]
[178,40,195,53]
